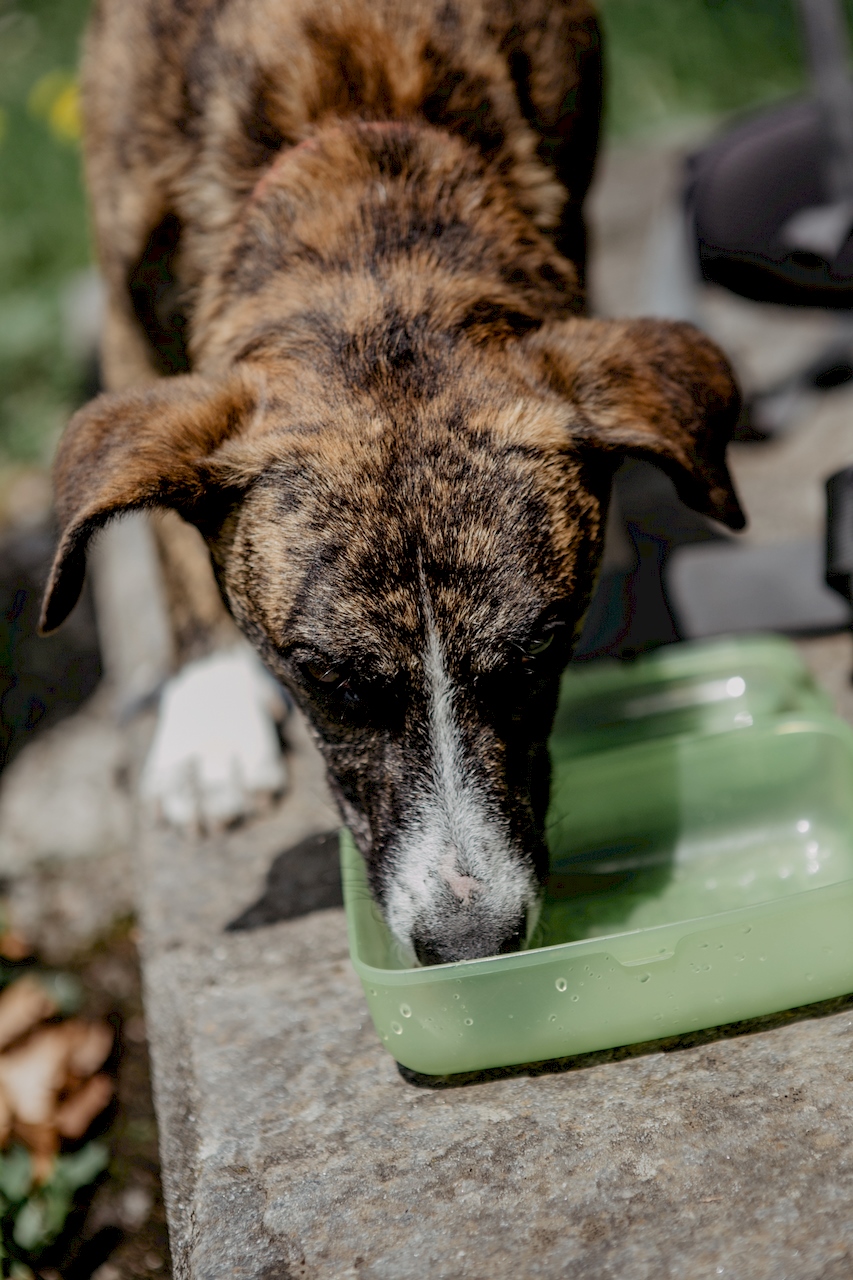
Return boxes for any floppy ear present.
[527,317,745,530]
[39,370,258,634]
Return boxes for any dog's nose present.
[412,913,527,966]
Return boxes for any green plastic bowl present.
[341,637,853,1075]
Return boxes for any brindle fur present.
[41,0,744,963]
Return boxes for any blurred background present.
[1,0,853,1275]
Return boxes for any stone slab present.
[140,825,853,1279]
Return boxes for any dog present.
[39,0,744,965]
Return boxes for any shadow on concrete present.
[397,989,853,1089]
[226,829,343,929]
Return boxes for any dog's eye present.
[304,661,343,685]
[299,660,374,727]
[527,634,554,657]
[520,633,555,667]
[517,628,565,676]
[301,661,366,717]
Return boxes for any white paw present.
[140,646,288,833]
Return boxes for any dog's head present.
[41,316,743,963]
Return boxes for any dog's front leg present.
[41,372,293,834]
[141,513,290,833]
[140,644,288,834]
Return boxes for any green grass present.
[0,0,846,464]
[0,0,92,466]
[600,0,813,137]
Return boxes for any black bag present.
[690,0,853,309]
[689,96,853,308]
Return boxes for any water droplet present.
[400,1004,412,1018]
[700,943,709,950]
[555,977,567,992]
[742,926,752,934]
[726,676,745,698]
[639,974,650,983]
[570,995,580,1003]
[549,1015,556,1022]
[701,964,711,971]
[464,1017,473,1026]
[797,819,810,834]
[369,989,377,996]
[391,1021,403,1035]
[453,993,460,1000]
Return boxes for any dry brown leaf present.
[55,1073,114,1139]
[0,1080,12,1146]
[65,1021,113,1078]
[0,1024,73,1125]
[0,976,57,1052]
[0,1015,114,1168]
[0,931,33,961]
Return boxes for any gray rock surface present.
[0,512,170,957]
[0,693,133,877]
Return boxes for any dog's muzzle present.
[410,903,531,966]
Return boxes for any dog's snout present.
[412,911,527,967]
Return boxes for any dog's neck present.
[190,119,583,371]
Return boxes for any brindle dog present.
[40,0,744,965]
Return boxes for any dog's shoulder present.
[83,0,600,214]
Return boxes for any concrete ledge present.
[144,906,853,1279]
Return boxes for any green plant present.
[599,0,853,137]
[0,1143,108,1275]
[0,0,92,466]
